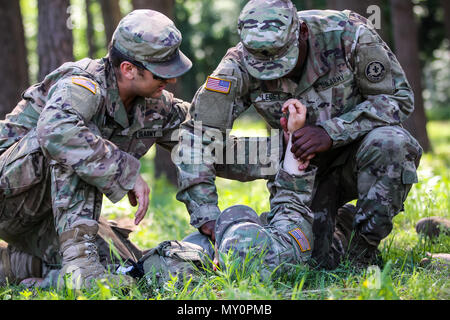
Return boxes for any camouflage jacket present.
[0,57,189,203]
[176,10,414,228]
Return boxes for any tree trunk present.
[391,0,431,152]
[132,0,173,14]
[441,0,450,42]
[85,0,96,58]
[99,0,122,45]
[132,0,179,185]
[37,0,74,82]
[0,1,29,119]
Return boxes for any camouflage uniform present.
[176,0,423,269]
[0,10,192,287]
[139,165,316,284]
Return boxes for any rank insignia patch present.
[205,76,231,94]
[288,228,311,252]
[72,77,97,94]
[365,61,386,83]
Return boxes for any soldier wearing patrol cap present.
[0,9,192,288]
[176,0,423,269]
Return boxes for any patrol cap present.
[112,10,192,79]
[238,0,300,80]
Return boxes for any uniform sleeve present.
[36,77,140,203]
[0,99,39,154]
[176,50,254,228]
[318,22,414,149]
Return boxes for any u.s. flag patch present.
[288,228,311,252]
[205,76,231,94]
[72,77,97,95]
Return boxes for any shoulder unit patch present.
[72,76,98,94]
[205,76,231,94]
[365,61,386,83]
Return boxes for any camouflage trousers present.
[211,167,316,276]
[309,126,422,269]
[0,138,104,265]
[214,204,313,277]
[139,167,317,282]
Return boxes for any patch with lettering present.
[72,77,97,94]
[205,76,231,94]
[288,228,311,252]
[253,92,292,103]
[365,61,386,83]
[136,128,163,138]
[314,72,350,91]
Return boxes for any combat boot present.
[58,220,134,289]
[0,243,42,285]
[346,232,382,270]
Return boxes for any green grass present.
[1,119,449,300]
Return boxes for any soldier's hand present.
[291,125,332,161]
[200,220,216,242]
[129,175,151,225]
[281,99,307,133]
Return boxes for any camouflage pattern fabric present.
[309,125,421,269]
[139,165,316,282]
[0,9,193,285]
[112,10,192,79]
[139,167,317,284]
[238,0,300,80]
[175,6,422,268]
[216,166,316,276]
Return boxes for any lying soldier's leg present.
[214,101,316,276]
[137,235,214,286]
[214,168,316,277]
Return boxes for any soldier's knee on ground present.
[58,220,134,289]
